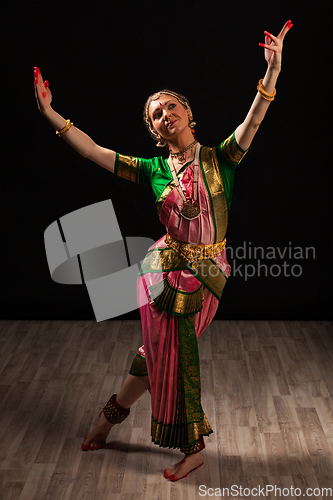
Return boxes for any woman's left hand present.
[259,20,293,70]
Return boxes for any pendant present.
[180,200,201,220]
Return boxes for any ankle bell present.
[103,394,130,424]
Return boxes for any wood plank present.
[282,428,318,477]
[290,384,314,408]
[68,453,105,499]
[251,383,280,433]
[273,395,301,431]
[311,457,333,499]
[283,320,306,339]
[217,425,240,456]
[316,359,333,398]
[1,409,53,480]
[217,455,243,495]
[237,426,267,477]
[253,320,276,346]
[239,320,260,351]
[261,432,291,476]
[313,397,333,432]
[270,321,289,337]
[246,351,269,384]
[17,464,55,500]
[2,481,25,500]
[295,407,332,457]
[305,360,331,398]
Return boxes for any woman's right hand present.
[34,67,52,114]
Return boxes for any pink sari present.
[136,153,231,450]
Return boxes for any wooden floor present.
[0,319,333,500]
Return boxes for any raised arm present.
[34,67,116,173]
[235,20,293,151]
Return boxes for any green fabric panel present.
[138,156,192,201]
[177,315,210,444]
[129,353,148,377]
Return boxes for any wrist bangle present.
[257,79,276,101]
[56,119,73,137]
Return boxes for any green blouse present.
[114,131,249,215]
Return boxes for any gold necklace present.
[169,139,198,164]
[168,143,201,220]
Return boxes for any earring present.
[189,120,196,128]
[156,135,166,147]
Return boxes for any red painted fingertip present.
[42,91,46,98]
[259,43,265,47]
[44,80,49,88]
[34,77,38,85]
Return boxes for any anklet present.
[103,394,130,424]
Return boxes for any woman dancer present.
[34,20,292,481]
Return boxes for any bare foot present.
[81,411,114,451]
[164,452,203,481]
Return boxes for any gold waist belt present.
[165,234,226,267]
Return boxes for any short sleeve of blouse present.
[114,153,152,186]
[216,131,249,170]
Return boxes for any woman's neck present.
[167,138,198,173]
[167,129,196,153]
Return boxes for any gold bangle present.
[257,78,276,97]
[56,119,73,137]
[257,79,276,101]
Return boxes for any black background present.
[1,1,332,321]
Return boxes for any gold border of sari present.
[148,276,204,317]
[189,259,227,301]
[139,249,227,302]
[139,247,189,275]
[200,146,228,244]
